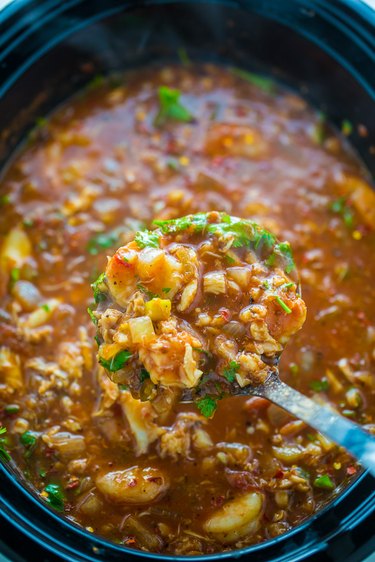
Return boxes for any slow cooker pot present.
[0,1,374,561]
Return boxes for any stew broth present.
[0,64,374,555]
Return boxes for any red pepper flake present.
[124,537,137,546]
[66,479,80,490]
[219,307,231,322]
[347,466,357,476]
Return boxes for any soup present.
[0,64,374,555]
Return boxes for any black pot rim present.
[0,1,374,560]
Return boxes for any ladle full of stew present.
[92,211,375,476]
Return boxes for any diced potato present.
[11,281,41,311]
[203,492,263,543]
[99,342,126,361]
[1,226,31,271]
[338,174,375,228]
[227,267,251,289]
[203,271,226,294]
[0,347,23,391]
[96,466,169,504]
[129,316,155,344]
[272,445,304,463]
[137,248,167,279]
[145,298,171,321]
[23,298,60,329]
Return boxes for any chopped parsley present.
[134,229,160,249]
[4,404,19,415]
[162,287,171,294]
[277,242,296,274]
[341,119,353,136]
[91,272,107,304]
[0,194,10,206]
[309,378,329,392]
[254,230,276,250]
[44,483,65,512]
[313,474,335,490]
[136,283,158,300]
[311,112,326,145]
[140,368,150,382]
[99,350,132,372]
[274,295,292,314]
[230,67,275,94]
[87,231,118,256]
[0,427,10,462]
[87,307,98,326]
[20,430,38,457]
[166,158,180,171]
[10,267,20,284]
[330,197,353,228]
[196,396,218,418]
[223,360,239,383]
[154,86,194,126]
[40,303,50,312]
[177,47,191,66]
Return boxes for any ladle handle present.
[258,374,375,478]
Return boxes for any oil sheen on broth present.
[0,64,374,555]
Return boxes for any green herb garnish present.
[40,303,50,312]
[196,396,218,418]
[0,427,10,462]
[162,287,171,294]
[341,119,353,136]
[311,112,326,145]
[0,194,10,206]
[20,430,38,458]
[277,241,296,274]
[274,295,292,314]
[140,368,150,382]
[154,86,194,127]
[134,229,160,249]
[87,231,118,256]
[91,272,107,304]
[231,67,275,94]
[4,404,19,415]
[136,283,158,300]
[309,378,329,392]
[10,268,20,284]
[87,307,98,326]
[223,360,239,383]
[99,350,132,372]
[313,474,335,490]
[177,47,191,66]
[330,197,353,228]
[44,483,65,512]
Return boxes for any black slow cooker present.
[0,1,374,561]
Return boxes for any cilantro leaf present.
[140,368,150,382]
[0,427,10,462]
[136,283,158,300]
[223,360,239,383]
[134,230,160,249]
[330,197,353,228]
[91,272,107,304]
[154,86,194,127]
[87,307,98,326]
[196,396,218,418]
[313,474,335,490]
[99,350,132,372]
[231,67,275,94]
[20,430,38,458]
[309,378,329,392]
[44,483,65,512]
[87,231,118,256]
[274,295,292,314]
